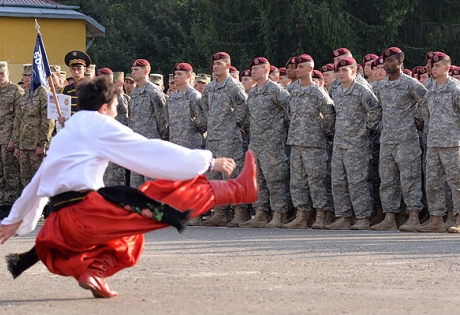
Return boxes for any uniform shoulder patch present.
[233,94,241,102]
[365,97,376,108]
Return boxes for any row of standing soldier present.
[0,47,459,234]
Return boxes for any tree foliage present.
[60,0,460,74]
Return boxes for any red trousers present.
[35,175,216,279]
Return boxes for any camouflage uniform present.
[103,93,131,186]
[375,73,427,214]
[13,85,54,186]
[167,86,206,149]
[201,75,247,180]
[0,82,23,207]
[201,75,247,217]
[247,80,290,213]
[288,82,336,213]
[420,77,452,212]
[331,80,381,218]
[0,83,24,206]
[129,81,168,188]
[423,77,460,216]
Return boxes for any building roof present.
[0,0,105,37]
[1,0,64,5]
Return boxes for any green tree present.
[60,0,460,73]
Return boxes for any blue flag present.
[31,32,51,104]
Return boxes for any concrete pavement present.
[1,224,459,314]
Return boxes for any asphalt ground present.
[0,224,459,315]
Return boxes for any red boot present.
[139,151,257,218]
[78,272,118,298]
[209,151,258,206]
[77,253,118,298]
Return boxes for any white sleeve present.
[98,120,213,180]
[1,164,49,235]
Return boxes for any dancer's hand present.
[213,158,236,177]
[0,221,22,244]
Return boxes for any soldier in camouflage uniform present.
[268,65,279,83]
[239,57,290,228]
[129,59,169,188]
[278,67,291,88]
[12,64,55,187]
[229,66,239,81]
[325,57,381,230]
[320,63,335,95]
[168,63,206,150]
[0,61,23,219]
[417,52,460,233]
[49,65,62,92]
[363,54,379,84]
[312,70,326,91]
[419,52,454,228]
[370,47,427,232]
[282,54,336,229]
[59,71,67,88]
[200,52,248,227]
[124,74,136,97]
[239,69,254,154]
[102,71,130,187]
[285,57,298,93]
[84,64,96,80]
[167,74,177,96]
[168,63,207,226]
[330,48,373,95]
[150,74,165,92]
[195,73,211,93]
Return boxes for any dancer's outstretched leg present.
[139,150,258,216]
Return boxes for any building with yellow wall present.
[0,0,104,83]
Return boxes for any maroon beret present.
[132,59,150,67]
[363,54,379,65]
[285,57,297,68]
[240,69,251,78]
[269,65,278,73]
[95,68,113,76]
[449,66,457,76]
[357,64,363,70]
[312,70,323,79]
[295,54,313,66]
[335,57,357,72]
[332,48,350,58]
[279,67,287,76]
[250,57,269,69]
[382,47,402,58]
[426,51,434,62]
[212,52,231,62]
[229,66,238,73]
[371,57,384,69]
[419,66,427,75]
[431,51,449,65]
[403,68,412,75]
[174,63,193,72]
[453,67,460,76]
[320,63,335,73]
[411,66,422,76]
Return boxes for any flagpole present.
[35,19,62,118]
